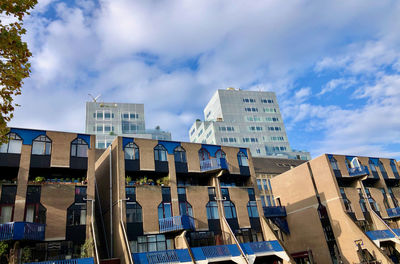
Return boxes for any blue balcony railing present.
[240,240,284,256]
[133,249,192,264]
[348,166,369,177]
[200,158,228,172]
[387,207,400,218]
[159,215,195,233]
[0,222,45,241]
[191,244,241,261]
[263,206,287,218]
[24,258,94,264]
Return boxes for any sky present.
[7,0,400,159]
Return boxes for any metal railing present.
[159,215,195,233]
[348,166,369,177]
[387,207,400,218]
[0,222,45,241]
[24,258,94,264]
[263,206,287,217]
[200,158,228,172]
[247,241,275,253]
[201,245,231,258]
[133,249,192,264]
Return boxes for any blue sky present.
[8,0,400,159]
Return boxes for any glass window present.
[215,150,226,159]
[223,201,237,219]
[369,160,377,172]
[329,157,339,170]
[0,205,13,223]
[126,202,142,223]
[174,146,186,163]
[154,144,167,161]
[71,138,88,158]
[67,204,86,226]
[206,201,219,219]
[96,111,103,119]
[379,161,387,173]
[158,202,172,219]
[260,195,266,207]
[266,195,272,206]
[125,142,139,160]
[247,201,259,218]
[256,179,262,190]
[179,201,193,216]
[32,135,51,155]
[391,160,399,174]
[237,152,248,166]
[198,148,210,161]
[0,133,22,154]
[262,179,268,190]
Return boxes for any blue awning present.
[158,140,181,154]
[10,128,46,145]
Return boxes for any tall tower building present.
[86,102,171,148]
[189,88,310,159]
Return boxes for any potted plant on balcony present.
[126,176,132,185]
[148,179,154,185]
[34,176,45,184]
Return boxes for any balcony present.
[191,244,241,262]
[387,207,400,218]
[200,158,228,172]
[0,222,45,241]
[133,249,192,264]
[24,258,94,264]
[347,166,369,177]
[159,215,195,233]
[241,241,286,258]
[366,229,400,241]
[263,206,287,218]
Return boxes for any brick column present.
[167,154,180,216]
[14,144,32,221]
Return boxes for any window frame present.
[237,151,249,167]
[71,138,89,158]
[154,144,168,162]
[31,135,52,155]
[125,142,140,160]
[0,133,22,154]
[174,146,187,163]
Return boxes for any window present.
[71,138,88,158]
[25,203,46,224]
[174,146,186,163]
[256,179,262,190]
[0,133,22,154]
[260,195,266,207]
[125,142,139,160]
[32,135,51,155]
[369,159,377,172]
[179,201,193,216]
[223,201,237,219]
[154,144,167,162]
[0,205,13,223]
[122,112,139,120]
[215,150,226,159]
[158,202,172,219]
[206,201,219,219]
[198,148,210,161]
[238,152,248,166]
[244,107,258,112]
[261,99,274,104]
[126,202,142,223]
[190,129,196,136]
[67,204,86,226]
[390,160,399,176]
[249,126,263,132]
[267,126,281,131]
[95,111,103,119]
[133,234,173,253]
[247,201,259,218]
[242,98,256,103]
[378,161,387,173]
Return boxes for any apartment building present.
[189,88,310,160]
[85,102,171,149]
[0,128,98,263]
[94,136,292,264]
[270,154,400,264]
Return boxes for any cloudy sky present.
[8,0,400,159]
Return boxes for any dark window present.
[223,201,237,219]
[0,133,22,154]
[189,231,215,247]
[206,201,219,219]
[369,160,377,172]
[379,161,387,173]
[125,142,139,160]
[126,187,136,201]
[174,146,186,163]
[248,188,256,201]
[247,201,259,218]
[71,138,88,158]
[25,203,46,224]
[32,135,52,155]
[237,152,248,166]
[67,203,87,226]
[391,160,399,176]
[126,202,142,223]
[154,144,167,161]
[158,202,172,219]
[75,186,87,203]
[132,234,173,253]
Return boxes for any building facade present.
[94,136,292,264]
[85,102,171,149]
[188,88,310,160]
[270,154,400,264]
[0,128,98,263]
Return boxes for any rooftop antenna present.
[88,94,102,102]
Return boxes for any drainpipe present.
[84,198,100,264]
[109,145,113,258]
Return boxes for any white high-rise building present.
[189,88,310,160]
[86,102,171,148]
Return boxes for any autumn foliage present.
[0,0,37,141]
